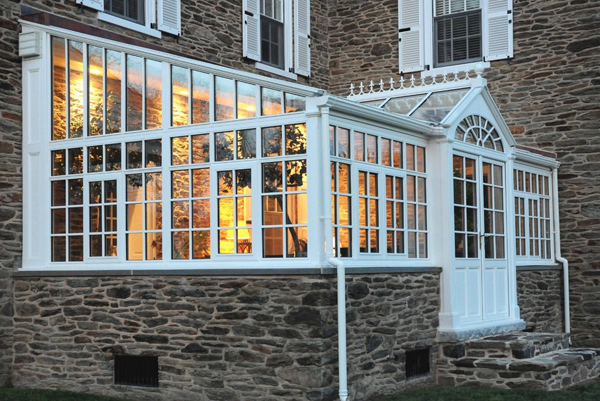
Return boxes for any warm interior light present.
[90,67,103,76]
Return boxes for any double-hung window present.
[398,0,513,74]
[243,0,311,78]
[76,0,181,37]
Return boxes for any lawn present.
[1,381,600,401]
[370,379,600,401]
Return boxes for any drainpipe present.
[552,167,570,336]
[319,103,349,401]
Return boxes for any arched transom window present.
[455,115,504,152]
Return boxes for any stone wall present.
[12,273,439,400]
[0,1,25,388]
[516,270,564,333]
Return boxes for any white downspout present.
[552,167,570,335]
[319,104,349,401]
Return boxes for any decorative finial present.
[474,63,485,77]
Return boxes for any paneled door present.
[452,154,509,324]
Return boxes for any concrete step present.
[438,348,600,390]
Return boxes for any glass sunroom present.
[21,22,561,338]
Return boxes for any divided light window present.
[104,0,145,25]
[514,169,552,260]
[261,0,284,69]
[48,35,308,264]
[330,126,427,259]
[434,0,482,67]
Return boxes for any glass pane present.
[145,60,162,129]
[90,235,102,257]
[89,181,102,204]
[218,171,233,195]
[263,162,282,192]
[52,209,66,234]
[88,146,103,173]
[354,131,364,161]
[237,82,257,119]
[52,181,66,206]
[406,144,415,171]
[329,126,335,156]
[126,141,143,169]
[338,164,350,194]
[172,66,190,126]
[263,195,283,225]
[192,70,210,124]
[52,150,66,176]
[263,126,282,157]
[262,87,283,115]
[287,227,308,257]
[68,41,84,139]
[147,233,162,260]
[106,143,121,171]
[146,202,162,230]
[193,199,211,228]
[145,139,162,167]
[236,170,252,194]
[69,148,83,174]
[366,134,377,163]
[381,139,391,166]
[286,160,307,191]
[338,128,350,159]
[393,141,402,168]
[52,237,67,262]
[192,231,211,259]
[416,147,426,172]
[359,198,367,226]
[145,173,162,201]
[192,134,210,164]
[69,207,84,233]
[127,203,143,231]
[69,235,84,261]
[285,93,305,113]
[215,131,234,161]
[286,194,307,225]
[106,50,122,134]
[215,77,234,121]
[286,124,307,155]
[410,89,469,123]
[126,55,143,131]
[88,46,104,136]
[172,231,190,259]
[339,228,351,257]
[172,136,189,165]
[127,233,143,260]
[219,229,234,254]
[237,129,257,159]
[358,171,367,196]
[263,228,284,257]
[192,168,210,198]
[105,204,117,231]
[52,37,67,140]
[172,170,190,199]
[339,196,351,225]
[218,198,234,227]
[383,94,425,115]
[69,179,83,205]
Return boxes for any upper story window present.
[434,0,482,67]
[243,0,311,78]
[104,0,145,25]
[398,0,513,75]
[76,0,181,37]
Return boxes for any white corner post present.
[318,101,348,401]
[552,166,570,335]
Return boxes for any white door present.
[452,154,509,324]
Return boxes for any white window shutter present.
[294,0,311,77]
[158,0,181,36]
[484,0,513,61]
[398,0,424,73]
[243,0,261,61]
[75,0,104,12]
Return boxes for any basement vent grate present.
[405,348,430,378]
[114,355,159,387]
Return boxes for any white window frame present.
[399,0,513,77]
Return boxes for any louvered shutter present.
[243,0,261,61]
[75,0,104,12]
[398,0,424,73]
[158,0,181,36]
[294,0,311,77]
[484,0,513,61]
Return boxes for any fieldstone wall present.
[0,1,25,388]
[517,270,564,333]
[12,272,439,400]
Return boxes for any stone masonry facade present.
[11,273,439,401]
[0,0,591,392]
[516,270,564,333]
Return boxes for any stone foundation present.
[516,269,564,333]
[12,272,439,401]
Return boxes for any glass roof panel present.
[361,99,386,108]
[383,94,426,115]
[409,88,470,123]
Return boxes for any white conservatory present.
[21,21,561,339]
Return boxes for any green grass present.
[0,388,130,401]
[370,379,600,401]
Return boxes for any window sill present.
[99,13,161,39]
[422,60,490,78]
[256,62,298,81]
